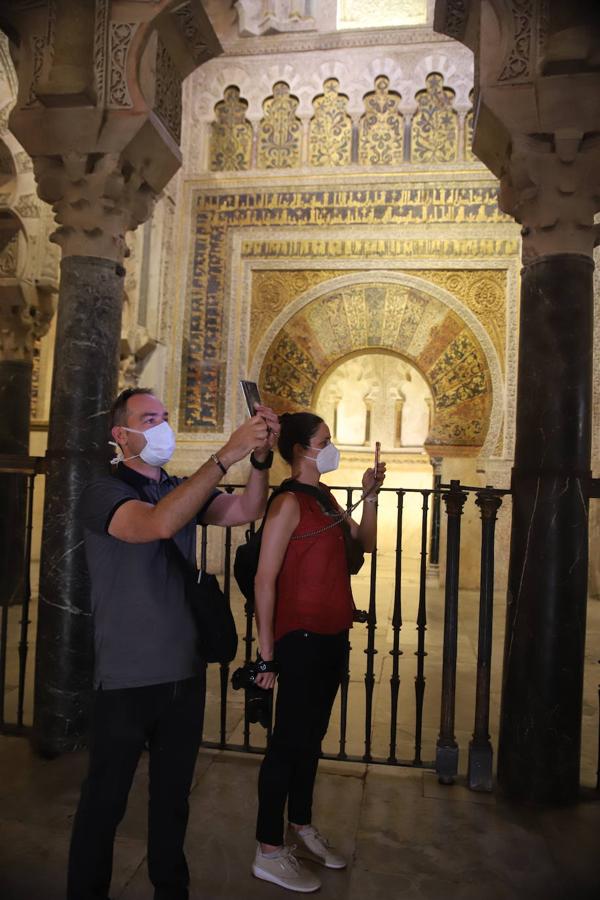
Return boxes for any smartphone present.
[374,441,381,470]
[240,380,261,417]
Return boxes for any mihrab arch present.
[252,274,503,456]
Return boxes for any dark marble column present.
[0,361,32,607]
[498,254,593,802]
[33,256,123,757]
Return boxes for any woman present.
[251,412,385,893]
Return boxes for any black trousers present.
[67,673,205,900]
[256,630,348,846]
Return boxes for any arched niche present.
[254,277,502,457]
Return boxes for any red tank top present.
[274,488,354,641]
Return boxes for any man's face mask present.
[303,441,340,474]
[110,421,176,467]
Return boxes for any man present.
[67,387,278,900]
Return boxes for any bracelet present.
[250,450,273,470]
[210,453,227,476]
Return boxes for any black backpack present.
[233,479,364,608]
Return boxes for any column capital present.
[1,0,221,262]
[33,152,157,262]
[0,280,55,362]
[498,132,600,261]
[434,0,600,260]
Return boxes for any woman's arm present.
[253,493,300,689]
[345,461,386,553]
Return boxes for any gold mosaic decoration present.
[257,81,301,169]
[258,283,493,451]
[411,73,458,163]
[250,270,347,359]
[308,79,352,167]
[209,86,253,171]
[358,76,403,166]
[419,269,507,367]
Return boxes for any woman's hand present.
[362,460,386,498]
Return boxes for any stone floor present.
[1,736,600,900]
[2,547,600,899]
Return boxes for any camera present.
[231,660,274,729]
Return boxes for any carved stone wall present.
[0,33,58,380]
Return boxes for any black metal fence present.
[1,458,599,793]
[200,480,511,792]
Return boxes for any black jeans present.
[256,630,348,846]
[67,673,205,900]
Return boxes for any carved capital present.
[33,153,157,262]
[498,132,600,260]
[1,1,221,260]
[0,280,56,363]
[119,331,157,391]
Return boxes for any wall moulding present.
[179,178,514,431]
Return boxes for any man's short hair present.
[110,387,155,429]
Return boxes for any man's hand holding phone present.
[239,380,279,460]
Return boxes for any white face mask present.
[303,441,340,474]
[110,421,176,468]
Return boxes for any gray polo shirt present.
[80,463,220,689]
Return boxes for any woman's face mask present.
[110,421,176,467]
[303,441,340,474]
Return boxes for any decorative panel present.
[209,86,253,171]
[411,73,458,163]
[358,76,403,166]
[183,183,513,432]
[308,78,352,167]
[257,81,301,169]
[154,39,181,143]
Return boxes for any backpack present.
[233,479,364,608]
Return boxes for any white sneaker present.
[286,825,347,870]
[252,844,321,893]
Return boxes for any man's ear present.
[111,425,125,446]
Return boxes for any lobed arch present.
[250,272,504,457]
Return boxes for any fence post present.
[436,480,467,784]
[388,489,405,763]
[468,488,502,791]
[428,456,442,571]
[414,490,430,766]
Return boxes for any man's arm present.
[108,415,270,543]
[201,404,279,527]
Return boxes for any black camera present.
[231,660,274,730]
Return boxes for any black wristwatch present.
[256,656,278,673]
[250,450,273,470]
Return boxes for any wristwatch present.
[250,450,273,470]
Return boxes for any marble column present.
[0,360,31,607]
[498,254,593,802]
[33,256,123,756]
[0,281,55,609]
[433,0,600,802]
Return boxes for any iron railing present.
[1,460,599,794]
